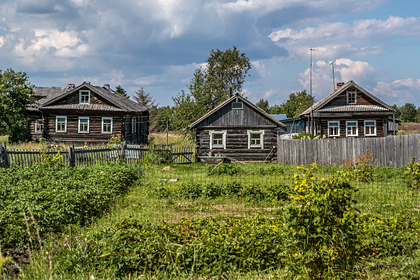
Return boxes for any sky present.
[1,0,420,108]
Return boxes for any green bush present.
[0,164,139,251]
[207,163,243,176]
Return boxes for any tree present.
[256,98,270,112]
[399,103,417,122]
[0,69,35,143]
[279,90,313,118]
[115,85,128,97]
[172,46,251,131]
[133,87,157,109]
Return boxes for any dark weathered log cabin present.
[28,82,149,144]
[300,81,396,138]
[184,94,286,162]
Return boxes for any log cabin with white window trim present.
[299,81,396,138]
[184,93,286,162]
[28,82,149,144]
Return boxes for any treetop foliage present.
[115,85,128,97]
[0,68,35,143]
[133,87,158,109]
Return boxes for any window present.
[209,130,226,149]
[232,102,243,109]
[78,117,89,133]
[132,118,137,133]
[79,90,90,104]
[364,120,376,136]
[328,121,340,137]
[347,90,357,104]
[346,121,358,137]
[35,119,43,134]
[102,117,113,134]
[56,116,67,133]
[247,130,264,149]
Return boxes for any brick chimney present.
[336,82,344,89]
[67,84,75,90]
[104,84,110,89]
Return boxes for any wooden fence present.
[277,134,420,168]
[0,142,195,168]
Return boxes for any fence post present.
[68,144,75,167]
[1,142,10,168]
[121,141,126,161]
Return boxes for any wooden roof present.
[300,80,395,116]
[38,82,147,113]
[184,94,286,131]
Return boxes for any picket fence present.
[0,142,194,168]
[277,134,420,168]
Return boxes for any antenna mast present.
[329,60,336,91]
[309,48,316,135]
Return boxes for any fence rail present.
[0,142,195,168]
[277,134,420,168]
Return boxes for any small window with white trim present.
[209,130,226,149]
[79,90,90,104]
[102,117,113,134]
[347,90,357,104]
[132,118,137,133]
[78,117,89,133]
[346,121,358,137]
[328,121,340,137]
[35,119,43,134]
[56,116,67,133]
[232,102,243,109]
[364,120,376,136]
[247,130,264,149]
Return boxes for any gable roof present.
[39,82,147,112]
[33,87,68,105]
[184,94,285,131]
[300,80,395,116]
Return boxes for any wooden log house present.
[300,81,396,138]
[27,82,149,144]
[184,94,286,162]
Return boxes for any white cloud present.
[269,16,420,60]
[299,58,379,97]
[370,78,420,104]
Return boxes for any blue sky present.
[0,0,419,107]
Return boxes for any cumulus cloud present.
[299,58,380,98]
[269,16,420,60]
[370,79,420,105]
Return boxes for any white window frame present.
[79,90,90,104]
[327,121,340,137]
[247,130,264,149]
[132,118,137,133]
[364,120,377,136]
[209,130,227,149]
[232,102,243,109]
[102,117,113,134]
[35,119,43,134]
[346,121,358,137]
[56,116,67,133]
[347,90,357,104]
[78,117,90,134]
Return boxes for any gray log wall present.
[277,134,420,168]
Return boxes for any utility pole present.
[166,120,169,148]
[329,60,336,91]
[310,48,316,135]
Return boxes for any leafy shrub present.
[342,149,376,183]
[207,163,242,176]
[406,158,420,189]
[281,163,360,278]
[0,164,139,251]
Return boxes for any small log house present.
[300,81,396,138]
[28,82,149,144]
[184,94,286,162]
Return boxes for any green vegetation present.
[1,160,420,279]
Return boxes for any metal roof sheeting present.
[318,105,390,112]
